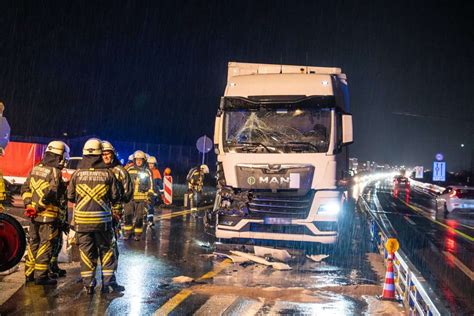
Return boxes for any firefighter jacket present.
[127,165,154,201]
[67,155,119,232]
[187,167,204,192]
[107,160,133,204]
[21,153,67,223]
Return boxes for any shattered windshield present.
[224,108,332,153]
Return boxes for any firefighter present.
[124,150,154,240]
[146,156,162,225]
[101,140,132,242]
[186,164,209,210]
[21,141,69,285]
[67,138,122,294]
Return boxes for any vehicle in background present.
[62,157,82,182]
[393,175,410,197]
[0,142,46,205]
[436,186,474,218]
[211,62,353,246]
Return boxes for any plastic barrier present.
[163,175,173,205]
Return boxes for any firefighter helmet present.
[200,164,209,174]
[148,156,157,164]
[46,141,68,156]
[128,154,133,161]
[101,140,115,153]
[133,150,146,160]
[83,138,102,155]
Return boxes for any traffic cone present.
[380,254,396,300]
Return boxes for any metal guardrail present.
[359,196,449,315]
[409,178,445,196]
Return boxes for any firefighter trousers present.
[50,232,63,268]
[76,230,117,287]
[123,200,146,238]
[25,221,59,279]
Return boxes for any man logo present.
[247,176,256,185]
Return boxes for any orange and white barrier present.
[163,175,173,205]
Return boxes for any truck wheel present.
[0,213,27,272]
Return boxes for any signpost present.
[196,135,213,165]
[415,166,424,179]
[432,161,446,182]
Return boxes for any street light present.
[461,144,465,148]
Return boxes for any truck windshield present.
[224,108,332,153]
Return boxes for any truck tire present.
[0,213,27,272]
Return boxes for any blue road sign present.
[432,161,446,182]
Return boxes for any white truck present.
[212,62,353,245]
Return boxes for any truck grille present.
[248,190,314,219]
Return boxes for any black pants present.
[26,221,58,279]
[50,231,63,268]
[76,230,117,287]
[124,200,146,238]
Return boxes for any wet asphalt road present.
[1,202,393,315]
[362,179,474,314]
[3,177,473,315]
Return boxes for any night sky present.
[0,1,472,170]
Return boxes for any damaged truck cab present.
[212,62,353,245]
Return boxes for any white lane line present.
[443,251,474,281]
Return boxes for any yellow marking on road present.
[443,251,474,281]
[154,259,233,315]
[400,200,474,242]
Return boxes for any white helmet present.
[148,156,157,164]
[46,141,68,156]
[128,154,134,161]
[200,164,209,174]
[101,140,115,153]
[83,138,102,155]
[133,150,146,160]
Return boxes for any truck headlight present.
[318,202,341,215]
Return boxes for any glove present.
[24,205,37,218]
[0,204,4,212]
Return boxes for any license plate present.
[264,217,292,225]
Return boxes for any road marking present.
[404,216,416,226]
[154,259,232,315]
[400,200,474,242]
[443,251,474,281]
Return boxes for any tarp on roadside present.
[0,142,46,177]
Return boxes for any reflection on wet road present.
[364,180,474,314]
[0,204,401,315]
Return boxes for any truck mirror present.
[342,114,353,145]
[214,116,222,145]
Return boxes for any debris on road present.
[306,254,329,262]
[230,251,292,270]
[172,276,195,283]
[214,252,250,264]
[253,246,292,262]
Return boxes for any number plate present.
[263,217,292,225]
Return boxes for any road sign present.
[196,135,213,165]
[415,166,424,179]
[432,161,446,182]
[196,135,213,154]
[435,153,444,161]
